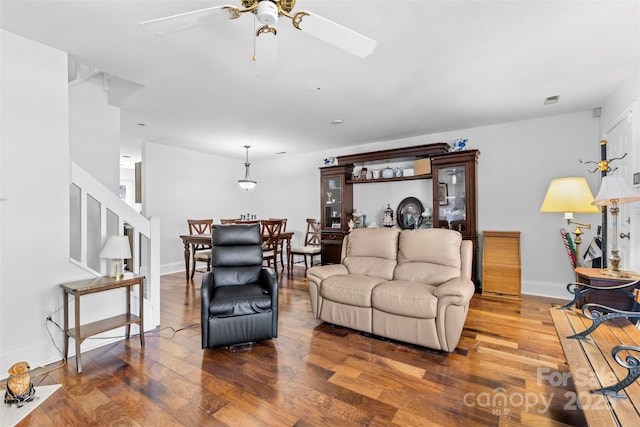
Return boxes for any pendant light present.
[238,145,257,190]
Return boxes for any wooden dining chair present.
[187,219,213,280]
[260,219,283,274]
[290,218,321,270]
[269,218,288,268]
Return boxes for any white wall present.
[0,31,133,374]
[70,78,121,193]
[145,111,600,299]
[142,142,248,273]
[415,112,600,297]
[0,31,91,373]
[600,63,639,138]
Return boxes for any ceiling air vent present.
[544,95,560,105]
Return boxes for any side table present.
[61,275,145,373]
[574,267,640,311]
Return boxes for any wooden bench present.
[550,306,640,425]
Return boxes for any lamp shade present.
[540,177,599,213]
[99,235,132,259]
[592,174,640,206]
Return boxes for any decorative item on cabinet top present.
[338,143,449,184]
[451,138,468,152]
[323,157,337,166]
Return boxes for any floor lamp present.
[591,174,640,277]
[540,177,599,266]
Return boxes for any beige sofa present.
[306,227,474,352]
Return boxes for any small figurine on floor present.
[4,361,36,407]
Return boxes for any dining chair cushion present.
[291,245,320,255]
[195,251,212,261]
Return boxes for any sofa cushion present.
[394,229,462,285]
[321,274,386,307]
[372,280,438,319]
[343,228,400,280]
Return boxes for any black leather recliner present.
[201,223,278,348]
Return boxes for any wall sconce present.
[591,174,640,276]
[540,177,599,266]
[99,235,132,280]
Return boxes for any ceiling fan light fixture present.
[238,145,257,190]
[256,1,279,25]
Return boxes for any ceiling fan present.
[140,0,377,78]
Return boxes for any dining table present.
[179,230,294,281]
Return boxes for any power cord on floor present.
[46,309,200,341]
[0,318,201,389]
[145,323,201,339]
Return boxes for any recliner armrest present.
[433,277,475,305]
[201,271,215,348]
[260,267,279,306]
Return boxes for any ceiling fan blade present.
[255,25,277,78]
[292,12,377,58]
[140,5,237,34]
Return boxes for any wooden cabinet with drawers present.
[482,231,521,298]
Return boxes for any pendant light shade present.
[238,145,257,190]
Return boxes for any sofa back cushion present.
[394,229,462,285]
[343,228,399,280]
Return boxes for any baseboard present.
[522,279,572,301]
[160,262,186,276]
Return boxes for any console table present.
[575,267,640,311]
[61,275,145,373]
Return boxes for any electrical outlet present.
[43,309,55,326]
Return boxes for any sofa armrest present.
[306,264,349,318]
[307,264,349,282]
[433,277,475,305]
[434,277,475,351]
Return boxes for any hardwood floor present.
[15,268,586,426]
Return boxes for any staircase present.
[70,162,160,327]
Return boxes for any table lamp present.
[591,174,640,276]
[540,177,599,265]
[99,235,132,279]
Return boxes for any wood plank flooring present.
[13,268,587,426]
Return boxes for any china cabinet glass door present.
[324,176,343,229]
[431,149,478,242]
[436,166,467,232]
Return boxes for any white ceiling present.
[2,0,639,164]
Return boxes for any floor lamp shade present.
[591,174,640,207]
